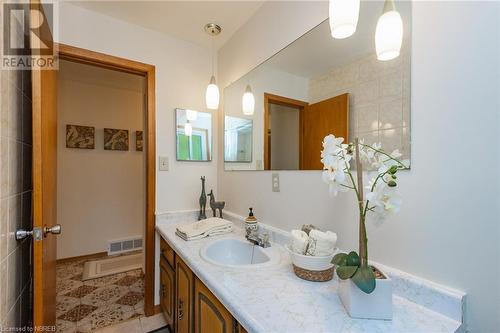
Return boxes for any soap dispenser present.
[245,208,258,237]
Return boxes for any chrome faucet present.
[246,231,271,248]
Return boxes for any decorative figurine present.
[198,176,207,220]
[207,190,225,218]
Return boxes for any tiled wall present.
[309,45,411,160]
[0,2,34,329]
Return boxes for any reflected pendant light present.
[375,0,403,61]
[205,23,221,109]
[184,121,193,137]
[186,109,198,121]
[242,84,255,116]
[329,0,360,39]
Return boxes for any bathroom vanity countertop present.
[156,214,463,333]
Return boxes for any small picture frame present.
[66,124,95,149]
[136,131,143,151]
[104,128,129,151]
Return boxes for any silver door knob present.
[44,224,61,236]
[16,229,32,240]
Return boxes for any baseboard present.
[56,251,108,264]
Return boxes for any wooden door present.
[176,256,194,333]
[301,93,349,170]
[160,257,175,328]
[31,0,58,327]
[194,278,234,333]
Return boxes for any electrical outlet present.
[272,173,280,192]
[159,156,169,171]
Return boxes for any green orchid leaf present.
[336,265,358,280]
[388,165,398,174]
[346,251,360,267]
[352,266,376,294]
[332,253,347,266]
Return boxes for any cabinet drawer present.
[160,237,175,267]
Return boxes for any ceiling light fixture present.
[375,0,403,61]
[329,0,360,39]
[205,23,221,110]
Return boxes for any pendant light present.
[184,121,193,137]
[205,23,221,109]
[329,0,360,39]
[242,84,255,116]
[375,0,403,61]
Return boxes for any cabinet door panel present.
[194,278,234,333]
[160,257,175,327]
[176,256,194,333]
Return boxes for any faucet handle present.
[261,232,269,243]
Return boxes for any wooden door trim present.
[263,93,308,170]
[55,43,157,316]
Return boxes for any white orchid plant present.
[321,135,409,294]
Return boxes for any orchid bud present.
[388,180,397,187]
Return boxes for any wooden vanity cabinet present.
[159,236,247,333]
[194,277,235,333]
[176,256,195,333]
[159,257,175,327]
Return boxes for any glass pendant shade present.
[205,75,220,109]
[242,85,255,116]
[184,122,193,136]
[329,0,360,39]
[375,0,403,61]
[186,109,198,121]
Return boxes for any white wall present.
[57,60,145,259]
[58,2,218,214]
[218,1,500,332]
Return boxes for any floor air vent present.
[108,236,143,255]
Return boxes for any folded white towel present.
[305,230,337,256]
[291,230,309,255]
[176,217,233,241]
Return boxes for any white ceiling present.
[263,0,412,79]
[69,0,265,49]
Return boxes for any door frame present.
[55,43,157,316]
[263,93,308,170]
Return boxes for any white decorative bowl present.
[286,245,338,271]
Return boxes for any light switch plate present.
[272,173,280,192]
[159,156,169,171]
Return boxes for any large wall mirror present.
[224,0,411,171]
[176,108,212,161]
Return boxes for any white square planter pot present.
[338,269,393,320]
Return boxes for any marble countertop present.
[156,212,463,333]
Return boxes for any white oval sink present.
[200,238,280,268]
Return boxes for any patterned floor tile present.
[114,275,140,287]
[81,303,135,331]
[56,319,77,333]
[115,291,143,307]
[90,272,128,287]
[65,285,98,298]
[56,295,80,316]
[81,285,129,307]
[58,304,98,322]
[57,254,144,332]
[57,279,83,295]
[129,278,144,293]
